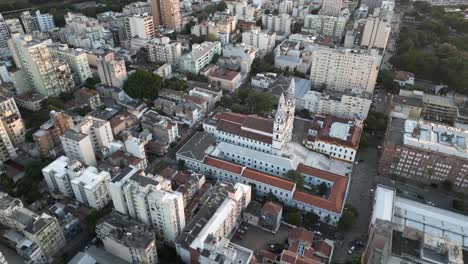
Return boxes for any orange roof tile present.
[289,228,314,244]
[242,168,296,191]
[203,156,244,174]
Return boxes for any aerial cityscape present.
[0,0,466,262]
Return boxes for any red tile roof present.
[312,241,332,258]
[184,95,207,106]
[209,69,241,81]
[203,156,244,174]
[242,168,296,191]
[262,201,283,215]
[309,115,362,149]
[214,112,274,144]
[289,228,314,244]
[395,70,415,81]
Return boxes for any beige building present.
[0,96,25,146]
[320,0,343,16]
[242,27,276,54]
[124,13,155,41]
[150,0,181,31]
[359,17,391,52]
[48,43,93,86]
[147,37,181,65]
[8,34,75,97]
[34,111,74,157]
[97,52,128,88]
[208,69,242,92]
[309,47,381,93]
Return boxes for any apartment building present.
[320,0,343,16]
[20,11,38,34]
[122,130,149,169]
[42,156,84,198]
[8,34,75,97]
[179,41,221,74]
[108,167,186,243]
[5,18,24,35]
[78,115,114,154]
[71,166,111,209]
[150,0,182,31]
[147,189,185,243]
[279,0,294,14]
[241,27,276,54]
[0,15,11,49]
[124,14,155,41]
[21,212,66,260]
[221,43,257,73]
[0,192,24,230]
[176,182,252,263]
[301,89,372,119]
[96,211,158,264]
[302,9,349,40]
[261,14,292,36]
[33,111,74,157]
[60,130,97,166]
[123,2,151,15]
[188,87,222,109]
[141,110,179,143]
[97,52,128,88]
[0,96,25,146]
[147,37,181,65]
[358,16,391,52]
[309,47,381,93]
[48,43,92,86]
[380,117,468,192]
[35,11,55,32]
[61,12,114,49]
[305,115,363,162]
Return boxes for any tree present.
[441,180,453,191]
[265,191,281,204]
[216,0,227,11]
[123,69,162,100]
[285,211,302,226]
[304,212,319,223]
[84,76,100,89]
[359,133,369,148]
[337,204,358,232]
[177,159,186,171]
[286,170,304,189]
[318,182,328,196]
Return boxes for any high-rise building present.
[61,12,115,49]
[320,0,343,16]
[20,11,38,34]
[71,166,112,209]
[35,10,55,32]
[147,37,182,65]
[302,9,350,40]
[48,43,92,86]
[78,115,114,154]
[108,167,186,243]
[60,130,97,166]
[5,18,24,35]
[0,14,11,49]
[309,47,381,93]
[150,0,182,31]
[241,27,276,53]
[97,52,127,88]
[42,156,84,198]
[124,14,155,41]
[0,96,25,146]
[8,34,75,97]
[179,42,221,74]
[147,189,185,243]
[261,14,292,36]
[359,17,391,52]
[34,111,74,157]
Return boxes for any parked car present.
[348,246,355,254]
[313,231,323,236]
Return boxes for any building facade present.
[150,0,182,31]
[48,44,93,86]
[70,166,112,209]
[242,27,276,54]
[179,41,221,74]
[60,130,97,166]
[97,52,128,88]
[261,14,292,36]
[147,37,181,65]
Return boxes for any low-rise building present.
[301,89,372,120]
[394,70,415,86]
[188,87,222,109]
[14,93,45,112]
[96,211,158,264]
[242,27,276,54]
[179,42,221,74]
[74,88,102,109]
[244,201,283,232]
[220,43,257,73]
[305,115,363,162]
[141,110,179,143]
[207,69,242,92]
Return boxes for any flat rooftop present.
[177,132,217,162]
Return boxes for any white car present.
[348,246,355,254]
[313,231,323,236]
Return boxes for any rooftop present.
[96,211,155,249]
[62,130,88,141]
[208,69,241,81]
[177,132,217,161]
[309,115,362,149]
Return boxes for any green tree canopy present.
[286,170,304,189]
[123,69,162,100]
[216,0,227,11]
